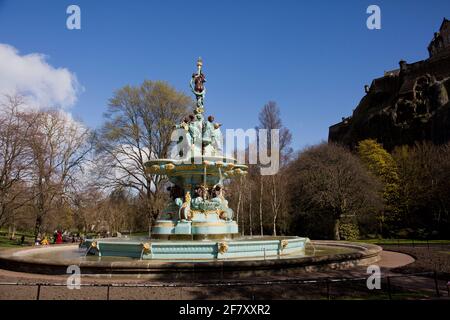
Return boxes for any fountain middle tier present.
[146,156,248,188]
[146,156,248,240]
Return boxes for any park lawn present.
[0,236,25,248]
[0,230,34,248]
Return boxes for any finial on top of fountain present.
[190,57,206,114]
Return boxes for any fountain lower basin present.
[81,236,308,260]
[0,240,382,279]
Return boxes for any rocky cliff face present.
[329,52,450,151]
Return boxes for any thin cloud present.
[0,43,81,109]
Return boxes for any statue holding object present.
[190,57,206,114]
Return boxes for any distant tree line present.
[1,81,449,241]
[227,102,450,239]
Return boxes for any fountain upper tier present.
[141,59,249,240]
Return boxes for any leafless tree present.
[257,101,292,235]
[25,109,91,240]
[0,95,35,230]
[94,81,192,225]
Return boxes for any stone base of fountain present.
[0,241,382,279]
[81,236,309,260]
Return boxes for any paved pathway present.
[0,250,447,300]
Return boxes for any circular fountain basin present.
[82,236,308,260]
[0,240,382,279]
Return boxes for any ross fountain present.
[0,60,382,277]
[81,58,309,260]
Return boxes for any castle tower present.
[428,17,450,58]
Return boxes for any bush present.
[339,223,360,241]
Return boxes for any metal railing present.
[374,240,450,250]
[0,271,447,300]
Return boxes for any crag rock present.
[329,19,450,151]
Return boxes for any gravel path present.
[0,249,448,300]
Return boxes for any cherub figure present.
[210,185,234,221]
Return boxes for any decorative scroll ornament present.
[218,209,227,220]
[215,161,223,168]
[218,242,229,254]
[165,163,175,171]
[142,242,151,254]
[280,240,289,250]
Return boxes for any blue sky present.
[0,0,449,150]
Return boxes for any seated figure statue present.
[210,185,234,221]
[179,191,192,221]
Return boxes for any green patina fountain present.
[82,59,309,260]
[147,57,248,240]
[0,60,382,277]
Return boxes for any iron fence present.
[0,271,447,300]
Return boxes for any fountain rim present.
[0,240,382,275]
[145,156,248,167]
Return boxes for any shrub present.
[339,223,360,241]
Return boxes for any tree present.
[257,101,292,236]
[95,80,192,225]
[26,110,91,241]
[392,142,450,238]
[0,95,34,229]
[357,139,400,236]
[287,143,382,240]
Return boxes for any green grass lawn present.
[0,230,34,248]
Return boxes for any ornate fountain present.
[0,60,382,278]
[82,59,309,260]
[146,57,248,240]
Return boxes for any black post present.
[106,284,110,300]
[427,239,429,250]
[412,239,415,247]
[434,271,440,298]
[387,277,392,300]
[326,279,331,300]
[36,284,41,300]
